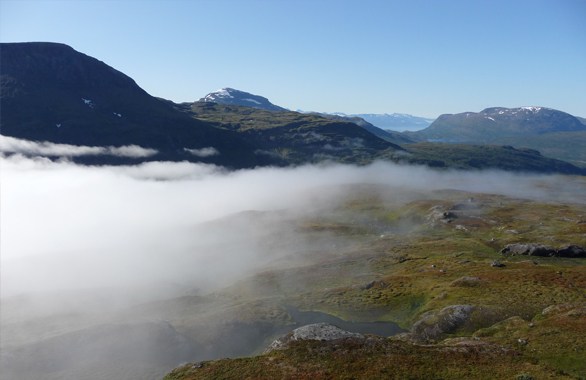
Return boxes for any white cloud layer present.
[0,135,158,158]
[1,155,584,298]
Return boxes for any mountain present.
[2,43,584,174]
[418,107,585,140]
[0,42,268,167]
[199,88,287,111]
[411,107,586,167]
[352,113,435,132]
[180,102,406,165]
[304,112,416,145]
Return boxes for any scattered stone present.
[517,338,528,346]
[491,260,505,268]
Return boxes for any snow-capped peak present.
[199,88,286,111]
[520,106,543,112]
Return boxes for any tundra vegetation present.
[165,179,586,379]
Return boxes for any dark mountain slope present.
[406,143,584,174]
[0,42,265,167]
[182,102,405,165]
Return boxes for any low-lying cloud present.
[0,135,158,158]
[184,147,220,157]
[1,154,584,299]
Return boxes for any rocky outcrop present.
[265,323,364,352]
[557,245,586,258]
[400,305,476,343]
[501,243,585,258]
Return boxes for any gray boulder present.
[501,243,556,257]
[265,323,364,352]
[407,305,475,343]
[501,243,585,257]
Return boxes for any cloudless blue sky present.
[1,0,585,118]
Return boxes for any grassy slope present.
[186,103,586,173]
[165,184,586,379]
[405,142,585,174]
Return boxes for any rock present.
[451,276,482,287]
[265,323,364,352]
[361,280,388,290]
[426,206,457,225]
[408,305,475,343]
[501,243,585,258]
[491,260,505,267]
[557,245,586,258]
[501,243,556,257]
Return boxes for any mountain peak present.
[199,88,286,111]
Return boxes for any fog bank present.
[2,155,584,299]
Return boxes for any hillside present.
[306,112,416,145]
[411,107,586,166]
[181,102,406,165]
[0,42,265,167]
[4,178,585,380]
[156,182,586,380]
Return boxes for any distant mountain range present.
[340,113,434,132]
[1,42,584,174]
[411,107,586,166]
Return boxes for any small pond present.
[286,306,405,337]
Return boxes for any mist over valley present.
[1,6,586,377]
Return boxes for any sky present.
[1,0,585,118]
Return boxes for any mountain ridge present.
[2,42,584,174]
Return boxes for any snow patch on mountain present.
[199,88,286,111]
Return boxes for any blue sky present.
[1,0,585,118]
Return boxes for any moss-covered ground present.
[165,185,586,379]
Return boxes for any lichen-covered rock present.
[501,243,585,258]
[407,305,475,343]
[501,244,556,257]
[450,276,482,287]
[265,323,364,352]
